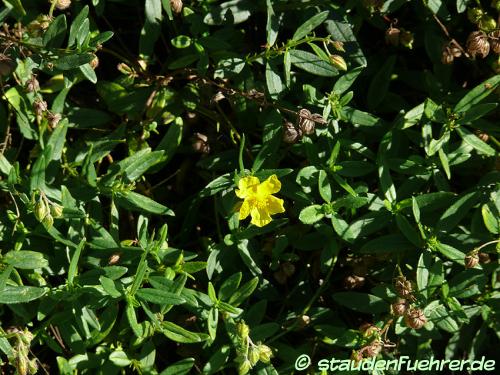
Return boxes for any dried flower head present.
[331,40,345,52]
[170,0,183,14]
[51,0,71,10]
[404,308,427,329]
[391,298,408,316]
[297,108,315,135]
[394,275,413,298]
[26,76,39,92]
[441,43,462,64]
[47,112,62,128]
[489,30,500,54]
[466,31,490,58]
[365,340,382,357]
[344,274,366,289]
[33,99,48,117]
[90,55,99,69]
[282,121,302,144]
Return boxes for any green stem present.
[49,0,58,18]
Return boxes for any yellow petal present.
[266,196,285,215]
[250,206,272,227]
[239,199,251,220]
[236,176,260,198]
[257,174,281,196]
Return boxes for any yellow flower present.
[236,174,285,227]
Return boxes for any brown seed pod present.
[170,0,183,14]
[108,252,122,265]
[33,99,48,117]
[475,130,489,142]
[394,276,413,298]
[47,112,62,128]
[90,55,99,69]
[385,27,401,46]
[282,121,302,144]
[297,108,315,135]
[478,252,490,264]
[489,30,500,54]
[466,31,490,58]
[464,253,479,268]
[441,43,462,64]
[404,308,427,329]
[391,298,408,316]
[192,132,210,154]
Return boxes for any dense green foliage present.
[0,0,499,374]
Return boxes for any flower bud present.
[42,214,54,229]
[404,308,427,329]
[479,15,497,32]
[465,253,479,268]
[467,7,483,24]
[35,200,49,221]
[282,121,302,144]
[489,30,500,54]
[257,344,273,363]
[385,27,401,46]
[236,322,249,340]
[238,359,251,375]
[0,54,16,77]
[248,347,260,365]
[297,108,315,135]
[466,31,490,58]
[50,204,63,218]
[90,55,99,69]
[26,76,39,93]
[170,0,183,14]
[391,298,408,316]
[329,54,347,71]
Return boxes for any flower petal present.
[250,206,272,227]
[236,176,260,198]
[266,195,285,215]
[239,199,251,220]
[257,174,281,196]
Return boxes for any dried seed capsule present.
[33,99,48,117]
[331,40,345,52]
[385,27,401,46]
[466,31,490,58]
[489,30,500,54]
[282,121,302,144]
[170,0,183,14]
[297,108,315,135]
[90,55,99,69]
[404,308,427,329]
[344,275,365,289]
[478,252,490,264]
[365,340,382,357]
[391,298,408,316]
[465,253,479,268]
[26,76,40,92]
[52,0,71,10]
[192,132,210,154]
[47,112,62,128]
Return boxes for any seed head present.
[365,340,382,357]
[394,276,413,298]
[404,308,427,329]
[344,274,365,289]
[282,121,302,144]
[391,298,408,316]
[466,31,490,58]
[26,76,39,92]
[441,43,462,64]
[297,108,315,135]
[479,252,490,264]
[33,99,48,117]
[51,0,71,10]
[170,0,183,14]
[192,132,210,154]
[47,112,62,128]
[489,30,500,54]
[464,253,479,269]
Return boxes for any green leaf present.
[333,66,364,95]
[68,239,86,286]
[341,107,382,127]
[436,191,480,232]
[4,250,48,269]
[332,292,389,313]
[367,55,396,110]
[292,10,329,41]
[459,103,498,124]
[115,191,174,216]
[79,64,97,84]
[136,288,186,305]
[68,5,89,47]
[289,49,338,77]
[228,276,259,306]
[171,35,192,49]
[161,321,209,343]
[299,205,324,224]
[435,242,465,265]
[99,276,122,298]
[265,0,278,46]
[203,0,256,25]
[160,358,195,375]
[43,14,67,48]
[453,75,500,113]
[482,202,500,234]
[53,54,95,70]
[456,127,495,156]
[0,286,46,304]
[265,60,284,99]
